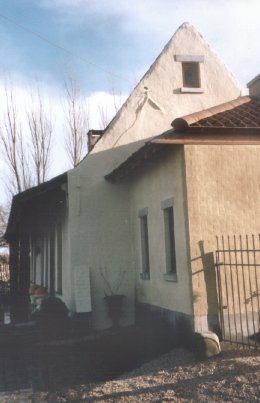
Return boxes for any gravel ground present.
[0,343,259,402]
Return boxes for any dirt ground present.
[0,343,259,402]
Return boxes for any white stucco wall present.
[127,146,193,316]
[68,148,135,329]
[67,146,192,327]
[66,23,243,329]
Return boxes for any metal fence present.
[215,235,260,348]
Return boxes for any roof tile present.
[171,96,260,130]
[190,97,260,128]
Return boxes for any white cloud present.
[38,0,260,86]
[39,0,260,35]
[87,91,127,129]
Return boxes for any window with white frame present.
[162,198,177,281]
[174,54,204,93]
[182,62,200,88]
[138,207,150,279]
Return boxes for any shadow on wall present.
[192,240,221,338]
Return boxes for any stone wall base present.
[135,302,222,343]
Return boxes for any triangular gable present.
[90,22,242,156]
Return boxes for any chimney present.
[87,129,104,152]
[247,74,260,97]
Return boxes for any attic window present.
[174,54,204,93]
[182,62,200,88]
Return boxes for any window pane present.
[164,206,176,274]
[140,214,150,276]
[182,62,200,88]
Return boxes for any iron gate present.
[215,235,260,348]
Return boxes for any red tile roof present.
[172,96,260,130]
[106,96,260,182]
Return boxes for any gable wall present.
[91,23,242,155]
[185,144,260,333]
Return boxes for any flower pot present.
[104,294,125,328]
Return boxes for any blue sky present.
[0,0,151,93]
[1,0,260,94]
[0,0,260,203]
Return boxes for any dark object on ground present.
[36,297,69,340]
[104,294,125,328]
[10,292,30,322]
[249,331,260,344]
[191,332,221,359]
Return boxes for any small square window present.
[182,62,200,88]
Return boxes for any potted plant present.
[99,266,126,328]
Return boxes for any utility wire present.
[0,12,133,85]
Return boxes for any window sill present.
[163,273,177,282]
[140,272,150,280]
[180,87,204,94]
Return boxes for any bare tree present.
[27,88,53,185]
[64,75,89,167]
[0,85,32,195]
[98,85,124,130]
[0,81,53,196]
[98,104,109,130]
[110,85,123,115]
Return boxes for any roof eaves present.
[13,172,67,204]
[105,141,155,183]
[153,126,260,145]
[5,172,68,242]
[105,130,175,183]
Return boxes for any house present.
[106,89,260,342]
[5,22,244,331]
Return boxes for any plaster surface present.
[185,145,260,332]
[66,23,243,329]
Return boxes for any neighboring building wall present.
[127,146,193,324]
[184,144,260,333]
[247,74,260,97]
